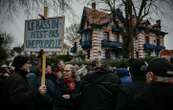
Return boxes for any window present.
[104,32,109,40]
[82,32,91,43]
[105,49,110,59]
[117,34,120,42]
[145,36,149,43]
[157,39,160,45]
[119,35,123,42]
[136,51,139,58]
[82,33,86,42]
[112,34,117,41]
[154,40,156,43]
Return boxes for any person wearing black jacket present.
[116,59,148,110]
[134,58,173,110]
[6,55,47,110]
[79,60,120,110]
[27,63,61,110]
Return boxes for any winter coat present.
[79,69,120,110]
[134,82,173,110]
[27,73,61,110]
[6,70,35,110]
[54,78,80,110]
[116,81,148,110]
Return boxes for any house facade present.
[133,20,167,58]
[78,2,167,60]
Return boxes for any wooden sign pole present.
[41,2,48,86]
[41,51,46,85]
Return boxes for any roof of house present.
[79,6,167,36]
[79,7,111,32]
[85,7,111,25]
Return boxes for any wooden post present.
[41,50,46,85]
[44,6,48,17]
[44,0,48,17]
[41,4,48,86]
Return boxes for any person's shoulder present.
[9,73,26,84]
[9,73,20,79]
[82,71,94,78]
[27,72,37,76]
[105,71,119,81]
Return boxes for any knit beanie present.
[12,55,29,70]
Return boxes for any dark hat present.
[147,58,173,77]
[12,55,29,69]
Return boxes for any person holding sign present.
[27,56,59,110]
[5,55,47,110]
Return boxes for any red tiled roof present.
[84,7,111,25]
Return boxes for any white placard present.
[24,16,64,52]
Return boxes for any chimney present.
[156,20,161,26]
[92,0,96,9]
[156,20,161,30]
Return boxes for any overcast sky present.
[0,1,173,49]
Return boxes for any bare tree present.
[122,0,155,58]
[0,32,13,65]
[0,0,78,21]
[65,23,80,44]
[12,46,23,55]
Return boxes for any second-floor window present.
[104,32,109,41]
[82,32,91,42]
[145,36,149,43]
[157,39,160,45]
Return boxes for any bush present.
[101,58,130,68]
[48,54,73,65]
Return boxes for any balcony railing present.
[144,43,165,51]
[143,43,156,50]
[156,45,165,51]
[102,40,122,49]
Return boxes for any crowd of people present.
[0,50,173,110]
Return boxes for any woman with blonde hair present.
[54,64,80,110]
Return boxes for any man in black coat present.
[116,59,148,110]
[134,58,173,110]
[6,55,46,110]
[79,60,120,110]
